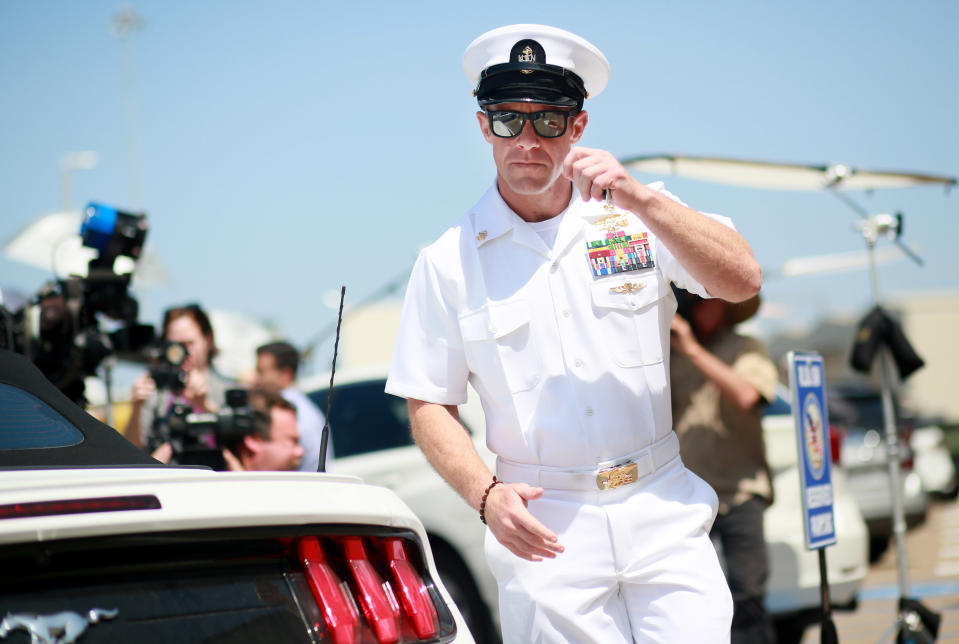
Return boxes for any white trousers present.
[485,456,733,643]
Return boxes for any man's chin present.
[503,176,556,195]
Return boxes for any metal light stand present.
[833,190,936,642]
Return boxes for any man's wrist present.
[479,476,502,525]
[620,177,655,215]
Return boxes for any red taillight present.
[298,537,360,644]
[379,537,439,639]
[0,495,161,519]
[296,535,447,644]
[828,423,844,466]
[340,536,400,643]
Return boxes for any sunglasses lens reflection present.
[490,112,525,137]
[531,112,567,137]
[488,111,570,138]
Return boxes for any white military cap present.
[462,24,610,109]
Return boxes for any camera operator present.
[221,388,304,471]
[124,303,235,451]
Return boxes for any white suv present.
[303,367,869,644]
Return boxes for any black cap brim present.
[476,64,585,108]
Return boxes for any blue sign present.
[787,352,836,550]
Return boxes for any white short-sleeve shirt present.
[386,181,734,468]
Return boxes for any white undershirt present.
[527,212,565,249]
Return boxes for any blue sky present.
[1,1,957,375]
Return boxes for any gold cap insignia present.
[609,281,645,294]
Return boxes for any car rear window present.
[308,381,414,459]
[0,383,83,449]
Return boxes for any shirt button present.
[562,309,570,318]
[585,407,594,416]
[551,262,560,272]
[574,358,583,367]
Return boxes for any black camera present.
[148,341,189,392]
[150,388,258,470]
[0,202,156,406]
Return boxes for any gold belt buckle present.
[596,462,639,490]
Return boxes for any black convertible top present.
[0,348,160,467]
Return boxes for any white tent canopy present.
[622,155,957,192]
[3,210,169,287]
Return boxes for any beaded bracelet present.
[479,476,502,525]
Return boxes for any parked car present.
[828,382,930,560]
[0,348,472,644]
[304,368,869,644]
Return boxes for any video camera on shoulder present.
[150,388,257,470]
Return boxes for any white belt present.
[496,432,681,491]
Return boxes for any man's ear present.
[476,110,494,143]
[568,110,588,144]
[242,434,262,455]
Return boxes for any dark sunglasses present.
[486,109,577,138]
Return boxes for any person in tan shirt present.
[670,287,778,644]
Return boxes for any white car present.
[303,368,869,644]
[829,383,931,560]
[0,349,473,644]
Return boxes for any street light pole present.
[110,5,145,209]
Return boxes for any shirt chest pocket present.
[458,298,542,394]
[590,273,668,368]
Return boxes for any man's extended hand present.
[484,482,564,562]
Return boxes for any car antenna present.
[317,285,345,473]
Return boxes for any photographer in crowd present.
[124,303,234,452]
[221,388,304,471]
[253,341,329,471]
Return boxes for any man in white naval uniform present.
[386,24,762,643]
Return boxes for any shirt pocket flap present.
[458,299,531,341]
[486,298,531,338]
[458,307,492,342]
[590,273,666,312]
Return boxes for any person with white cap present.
[386,23,761,643]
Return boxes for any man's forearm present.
[684,343,762,411]
[408,399,494,511]
[625,184,762,302]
